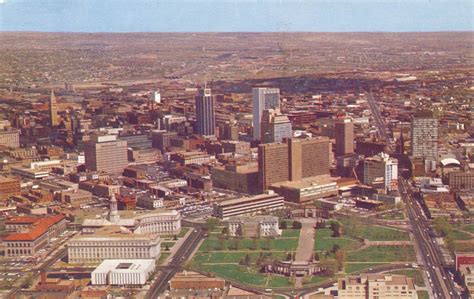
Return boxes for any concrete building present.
[119,133,152,149]
[363,152,398,192]
[211,162,260,194]
[448,171,474,191]
[258,137,331,191]
[270,175,338,204]
[252,87,280,140]
[151,130,177,153]
[337,274,417,299]
[68,226,161,264]
[0,176,21,201]
[195,88,215,136]
[411,111,438,160]
[84,134,128,174]
[49,90,60,127]
[91,259,156,285]
[260,109,292,143]
[0,129,20,148]
[169,271,225,292]
[335,118,354,156]
[213,191,284,219]
[227,216,281,238]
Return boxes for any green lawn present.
[417,291,429,299]
[339,219,410,241]
[194,251,287,264]
[199,264,268,286]
[161,241,176,249]
[156,252,171,265]
[199,236,298,252]
[451,229,473,240]
[347,246,416,263]
[344,263,385,274]
[461,224,474,234]
[381,211,405,220]
[388,269,425,286]
[314,228,360,252]
[281,229,300,238]
[178,227,190,237]
[266,275,292,288]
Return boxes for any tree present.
[262,238,272,250]
[216,235,225,250]
[280,221,287,230]
[173,235,178,241]
[335,250,346,271]
[164,244,170,251]
[330,222,341,237]
[320,258,337,276]
[244,254,251,266]
[21,274,33,289]
[250,237,259,250]
[331,244,341,254]
[286,252,292,261]
[434,217,452,237]
[292,221,302,229]
[205,218,221,232]
[314,252,320,261]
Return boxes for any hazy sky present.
[0,0,472,32]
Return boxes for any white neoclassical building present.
[227,215,281,238]
[81,194,181,236]
[68,226,161,264]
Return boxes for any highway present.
[366,90,459,298]
[399,179,460,298]
[146,226,205,298]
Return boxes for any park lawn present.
[461,224,474,234]
[177,227,190,237]
[156,252,171,265]
[454,241,474,252]
[161,241,176,248]
[266,275,293,288]
[347,246,416,263]
[194,251,287,264]
[344,263,386,274]
[199,264,268,286]
[451,229,473,240]
[305,275,331,285]
[417,291,429,299]
[314,228,360,252]
[339,219,410,241]
[281,229,300,238]
[381,211,405,220]
[388,269,425,286]
[199,236,298,252]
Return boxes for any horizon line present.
[1,30,473,34]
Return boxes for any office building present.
[448,171,474,191]
[411,111,438,160]
[4,215,66,257]
[68,226,161,264]
[252,87,280,140]
[0,176,21,201]
[363,152,398,191]
[49,90,60,127]
[213,191,284,219]
[211,162,260,194]
[195,88,215,136]
[119,133,152,149]
[337,274,417,299]
[151,130,177,153]
[260,109,292,143]
[0,129,20,148]
[92,259,156,286]
[258,137,331,191]
[84,134,128,174]
[335,118,354,156]
[270,175,338,204]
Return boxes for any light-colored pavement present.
[294,219,316,262]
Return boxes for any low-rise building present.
[337,274,416,299]
[227,216,281,238]
[91,259,156,285]
[0,176,21,201]
[269,175,338,204]
[213,191,284,219]
[3,214,66,257]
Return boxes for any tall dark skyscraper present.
[335,118,354,157]
[195,88,215,136]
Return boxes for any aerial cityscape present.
[0,1,473,299]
